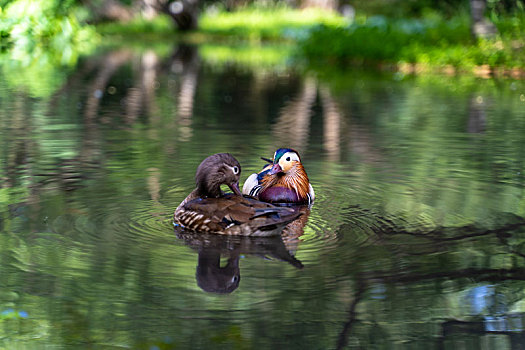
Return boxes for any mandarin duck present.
[242,148,315,205]
[174,153,301,236]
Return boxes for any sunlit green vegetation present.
[298,11,525,71]
[0,0,98,56]
[199,43,292,69]
[199,5,347,41]
[96,15,176,37]
[0,0,99,96]
[1,0,524,86]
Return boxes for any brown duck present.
[174,153,301,236]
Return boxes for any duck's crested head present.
[274,148,300,163]
[196,153,242,197]
[269,148,302,175]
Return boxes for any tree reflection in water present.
[1,43,525,348]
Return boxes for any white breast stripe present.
[242,173,259,195]
[308,184,315,202]
[250,185,262,197]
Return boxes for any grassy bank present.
[96,6,346,43]
[2,2,524,80]
[199,6,346,41]
[95,6,525,75]
[199,43,292,69]
[96,16,176,40]
[197,7,525,74]
[297,12,525,75]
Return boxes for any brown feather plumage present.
[174,153,302,236]
[176,195,301,236]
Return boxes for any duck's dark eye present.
[232,166,239,174]
[286,157,291,161]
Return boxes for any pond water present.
[1,44,525,349]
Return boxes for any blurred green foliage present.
[199,5,347,41]
[350,0,523,17]
[0,0,524,98]
[97,15,176,37]
[0,0,98,96]
[199,43,292,69]
[298,11,525,70]
[1,0,97,55]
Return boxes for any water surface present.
[1,44,525,349]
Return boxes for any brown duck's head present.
[195,153,242,198]
[196,250,240,294]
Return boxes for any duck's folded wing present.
[181,197,256,226]
[250,206,296,219]
[179,196,302,236]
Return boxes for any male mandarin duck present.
[174,153,301,236]
[242,148,315,205]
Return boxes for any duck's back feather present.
[175,194,301,236]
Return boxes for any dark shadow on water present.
[333,210,525,349]
[441,316,525,348]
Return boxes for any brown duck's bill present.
[228,182,242,196]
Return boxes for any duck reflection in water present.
[196,246,240,294]
[176,232,305,294]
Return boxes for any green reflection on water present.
[0,44,525,349]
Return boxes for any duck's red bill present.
[268,163,283,175]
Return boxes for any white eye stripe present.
[281,152,299,163]
[226,165,240,175]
